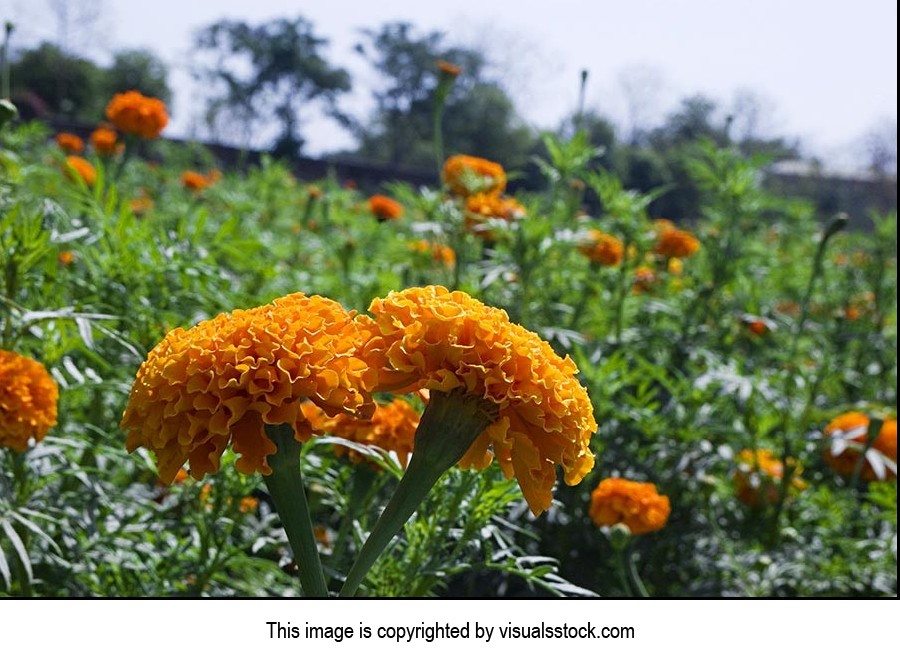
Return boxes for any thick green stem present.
[613,546,634,597]
[262,423,329,597]
[339,390,497,597]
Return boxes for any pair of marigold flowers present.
[120,284,598,517]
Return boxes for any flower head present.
[437,60,462,78]
[409,240,456,267]
[733,448,806,507]
[368,194,404,221]
[464,193,525,239]
[55,132,84,155]
[105,90,169,139]
[654,223,700,259]
[578,230,624,266]
[121,293,377,483]
[823,412,897,481]
[181,170,217,191]
[303,398,419,468]
[129,196,154,216]
[632,266,656,294]
[90,127,121,155]
[64,156,96,187]
[360,285,596,515]
[589,478,670,535]
[0,350,59,452]
[58,250,76,266]
[443,155,506,197]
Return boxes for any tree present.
[353,22,534,169]
[103,49,171,105]
[192,16,351,156]
[10,42,103,119]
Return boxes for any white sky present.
[5,0,898,167]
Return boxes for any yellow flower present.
[443,155,507,197]
[105,90,169,139]
[303,398,419,468]
[733,449,806,507]
[121,293,377,483]
[578,230,624,266]
[589,478,670,535]
[823,412,897,482]
[0,350,59,452]
[359,285,596,515]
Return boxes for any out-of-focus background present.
[3,0,896,172]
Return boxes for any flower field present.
[0,91,896,598]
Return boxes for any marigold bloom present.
[654,224,700,259]
[667,257,683,275]
[64,156,96,187]
[368,194,404,221]
[307,185,323,200]
[443,155,507,197]
[181,170,218,191]
[239,496,259,514]
[58,250,76,266]
[589,478,670,535]
[121,293,377,483]
[55,132,84,155]
[632,266,656,294]
[0,350,59,452]
[843,306,862,321]
[105,90,169,139]
[823,412,897,481]
[409,239,456,267]
[464,193,525,239]
[129,196,154,216]
[437,60,462,77]
[742,315,774,336]
[303,398,419,468]
[90,127,120,155]
[578,230,624,266]
[733,449,806,507]
[359,285,597,515]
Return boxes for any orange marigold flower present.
[733,449,806,507]
[121,293,377,483]
[90,127,120,155]
[303,398,420,468]
[0,350,59,452]
[589,478,670,535]
[742,315,775,336]
[654,224,700,259]
[56,132,84,155]
[129,196,154,216]
[58,250,76,266]
[181,170,216,191]
[667,257,683,275]
[239,496,259,514]
[823,412,897,482]
[437,60,462,77]
[105,90,169,139]
[359,285,597,515]
[307,185,323,200]
[409,239,456,267]
[64,156,96,187]
[464,193,525,239]
[843,306,862,321]
[443,154,507,197]
[368,194,404,221]
[632,266,656,294]
[578,230,624,266]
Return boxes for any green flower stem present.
[329,465,378,578]
[626,545,650,598]
[262,423,329,598]
[339,390,497,597]
[613,546,634,597]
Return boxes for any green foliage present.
[193,16,351,156]
[0,118,895,598]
